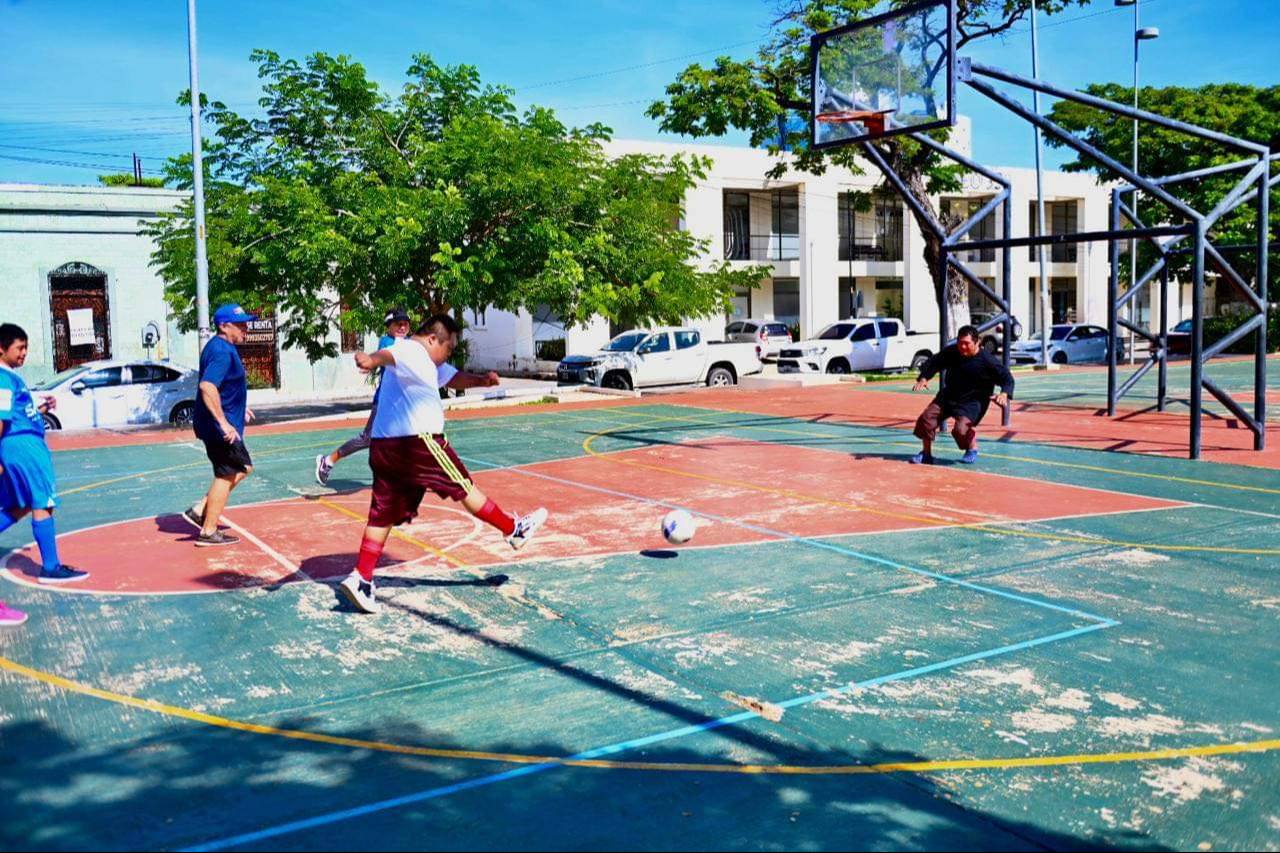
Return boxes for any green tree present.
[99,174,167,188]
[648,0,1092,338]
[147,51,764,361]
[1047,83,1279,284]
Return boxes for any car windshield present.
[816,323,857,340]
[1028,327,1072,342]
[1173,320,1192,333]
[602,333,647,352]
[32,366,89,390]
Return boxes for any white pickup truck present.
[776,318,936,375]
[557,327,763,390]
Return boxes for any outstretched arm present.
[445,371,500,391]
[354,349,395,372]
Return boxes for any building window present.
[838,192,902,262]
[1029,200,1079,262]
[469,306,488,329]
[728,287,753,322]
[723,191,750,260]
[772,278,800,327]
[771,191,800,261]
[942,198,996,262]
[1029,277,1078,326]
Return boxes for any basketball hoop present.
[815,109,893,137]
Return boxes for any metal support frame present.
[951,62,1272,459]
[845,59,1271,457]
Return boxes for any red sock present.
[356,537,385,581]
[475,498,516,536]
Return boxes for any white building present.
[467,133,1218,372]
[0,183,374,395]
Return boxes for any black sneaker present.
[182,506,205,530]
[195,530,240,548]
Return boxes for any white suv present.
[724,319,793,359]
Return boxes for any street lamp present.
[1115,0,1159,364]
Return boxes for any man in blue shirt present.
[315,307,412,485]
[183,304,257,547]
[0,323,89,602]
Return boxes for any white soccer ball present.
[662,509,695,544]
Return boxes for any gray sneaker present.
[195,530,241,548]
[182,506,205,530]
[315,453,334,486]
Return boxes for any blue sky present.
[1,0,1276,185]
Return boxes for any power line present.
[0,152,166,174]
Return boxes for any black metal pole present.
[1191,219,1205,460]
[1257,158,1270,451]
[1158,263,1168,412]
[1108,192,1121,416]
[1002,193,1012,427]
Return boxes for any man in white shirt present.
[338,314,547,614]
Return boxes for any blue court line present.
[460,454,1114,625]
[180,619,1113,852]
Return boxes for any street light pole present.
[1116,0,1159,365]
[187,0,211,348]
[1031,0,1050,368]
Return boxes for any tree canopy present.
[148,51,764,360]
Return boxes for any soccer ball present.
[662,509,695,544]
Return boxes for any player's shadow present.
[640,549,679,559]
[154,513,201,540]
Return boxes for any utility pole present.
[187,0,212,348]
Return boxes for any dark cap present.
[383,308,411,326]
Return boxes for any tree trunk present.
[883,158,971,345]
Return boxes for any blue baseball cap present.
[213,303,259,325]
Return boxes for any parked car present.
[1007,324,1124,366]
[1167,318,1193,356]
[724,318,793,359]
[969,310,1023,355]
[556,328,762,390]
[31,359,198,430]
[776,318,935,374]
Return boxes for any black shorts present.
[203,436,253,478]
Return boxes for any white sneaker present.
[506,507,548,551]
[338,571,379,614]
[315,454,334,486]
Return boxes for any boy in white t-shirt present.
[338,314,547,614]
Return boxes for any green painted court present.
[2,381,1278,851]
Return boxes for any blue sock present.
[0,510,18,536]
[32,517,61,572]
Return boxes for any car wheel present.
[910,352,931,372]
[169,401,195,427]
[706,366,735,387]
[982,337,997,355]
[825,359,850,375]
[41,412,61,431]
[1052,351,1068,365]
[602,371,633,391]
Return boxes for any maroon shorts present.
[368,434,475,527]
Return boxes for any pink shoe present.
[0,600,28,627]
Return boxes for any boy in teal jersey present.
[0,323,90,611]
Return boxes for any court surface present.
[2,378,1278,851]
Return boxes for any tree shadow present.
[0,704,1173,852]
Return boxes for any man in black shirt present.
[910,325,1015,465]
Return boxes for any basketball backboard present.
[810,0,956,149]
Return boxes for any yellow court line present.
[314,497,469,570]
[0,653,1275,776]
[61,438,343,497]
[579,415,1280,556]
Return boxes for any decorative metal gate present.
[49,262,111,372]
[237,314,279,389]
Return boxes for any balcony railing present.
[838,235,903,263]
[724,232,800,261]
